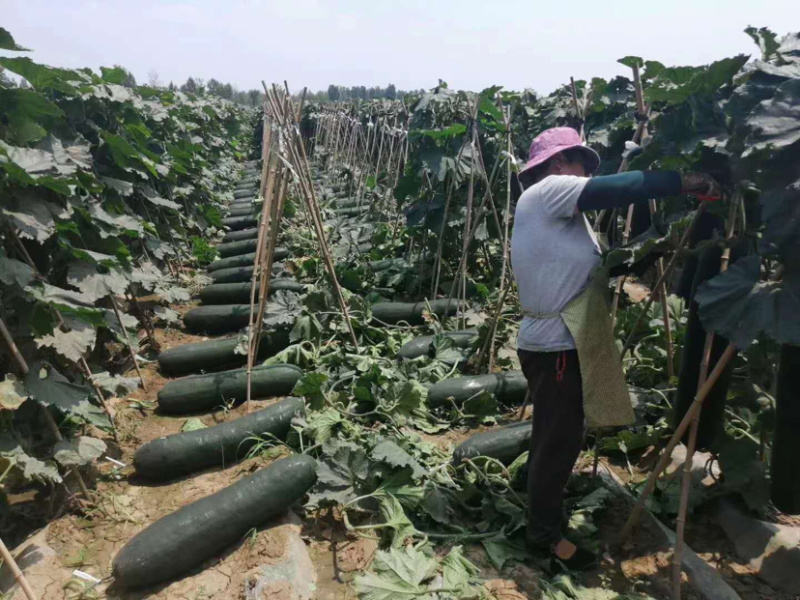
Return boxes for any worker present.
[510,126,719,571]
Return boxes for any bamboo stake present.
[459,104,479,329]
[671,193,740,599]
[620,203,708,361]
[280,87,360,350]
[431,141,469,298]
[569,76,584,140]
[109,295,145,390]
[0,317,91,502]
[486,107,515,372]
[246,143,276,413]
[0,535,37,600]
[619,342,736,541]
[629,64,673,378]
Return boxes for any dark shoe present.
[548,546,597,573]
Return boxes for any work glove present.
[681,172,722,201]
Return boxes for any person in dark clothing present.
[510,127,718,571]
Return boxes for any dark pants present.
[518,348,585,549]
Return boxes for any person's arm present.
[576,171,682,212]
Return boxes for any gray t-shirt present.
[510,175,602,352]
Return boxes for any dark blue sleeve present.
[577,171,682,211]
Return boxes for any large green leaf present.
[759,179,800,254]
[307,439,370,507]
[743,79,800,155]
[695,255,800,348]
[1,195,71,242]
[24,361,111,427]
[643,55,749,105]
[0,57,84,94]
[0,27,30,51]
[0,88,63,144]
[372,440,426,479]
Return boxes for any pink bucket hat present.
[519,127,600,178]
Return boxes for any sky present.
[3,0,799,95]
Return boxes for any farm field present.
[1,22,799,600]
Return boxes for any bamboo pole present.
[569,76,584,140]
[109,295,145,390]
[628,64,673,377]
[671,194,740,599]
[0,535,37,600]
[431,141,469,298]
[620,203,708,361]
[485,107,515,372]
[279,86,360,350]
[246,141,276,413]
[619,342,736,541]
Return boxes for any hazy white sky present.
[3,0,799,94]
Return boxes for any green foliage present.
[191,236,218,266]
[0,34,252,497]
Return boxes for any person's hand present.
[681,172,722,201]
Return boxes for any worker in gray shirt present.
[510,127,719,571]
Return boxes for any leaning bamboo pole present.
[245,127,276,413]
[629,62,675,380]
[277,85,360,350]
[620,342,736,541]
[483,106,516,372]
[671,192,741,599]
[109,295,146,390]
[0,535,37,600]
[619,202,709,360]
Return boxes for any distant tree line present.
[304,84,423,103]
[146,71,265,107]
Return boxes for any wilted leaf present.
[303,407,342,443]
[24,361,111,428]
[372,440,426,479]
[378,496,417,546]
[307,439,369,507]
[0,436,62,485]
[152,306,180,325]
[440,545,481,593]
[481,535,529,571]
[181,418,207,432]
[54,436,107,467]
[354,545,438,600]
[0,374,28,410]
[0,256,36,288]
[90,371,140,396]
[35,321,97,362]
[67,262,129,302]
